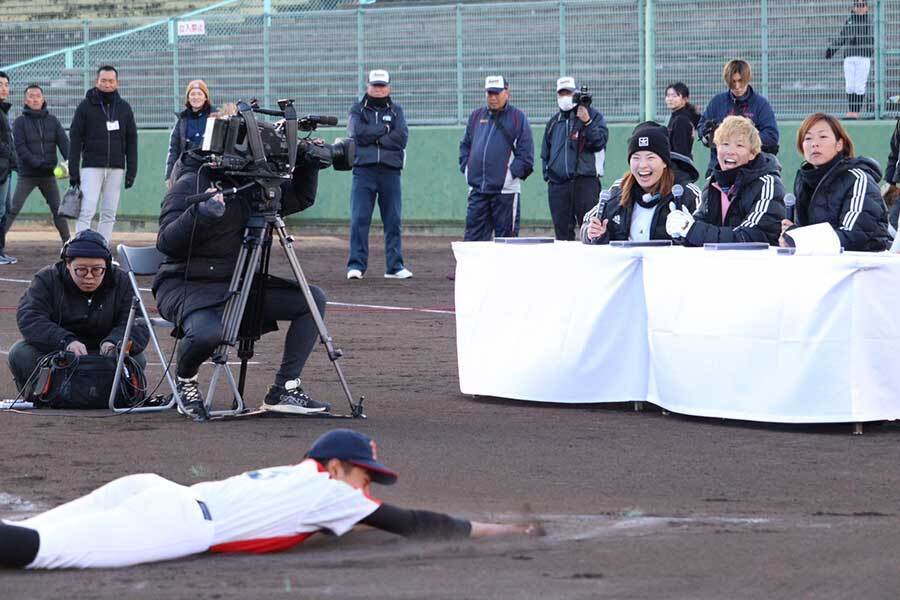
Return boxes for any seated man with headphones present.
[8,229,149,394]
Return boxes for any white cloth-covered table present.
[452,241,900,423]
[453,242,649,403]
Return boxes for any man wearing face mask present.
[541,76,608,241]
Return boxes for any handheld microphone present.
[784,192,796,222]
[592,190,612,244]
[672,184,684,210]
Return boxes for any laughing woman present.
[666,116,785,246]
[780,113,890,251]
[580,122,699,244]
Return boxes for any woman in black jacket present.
[780,112,890,251]
[581,122,699,244]
[8,85,70,245]
[664,82,701,159]
[164,80,215,188]
[666,116,785,246]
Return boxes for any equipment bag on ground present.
[27,352,145,409]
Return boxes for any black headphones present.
[60,229,112,266]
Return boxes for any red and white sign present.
[177,20,206,36]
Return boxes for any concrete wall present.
[14,121,897,228]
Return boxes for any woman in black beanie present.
[580,122,700,244]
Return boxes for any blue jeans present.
[348,166,405,274]
[464,191,520,241]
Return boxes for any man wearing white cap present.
[346,69,411,280]
[541,76,608,241]
[458,75,534,241]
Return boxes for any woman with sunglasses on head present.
[780,112,890,251]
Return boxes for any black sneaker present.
[176,376,209,420]
[0,253,16,265]
[262,379,330,414]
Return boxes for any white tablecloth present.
[452,241,900,423]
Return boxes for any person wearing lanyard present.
[68,65,138,243]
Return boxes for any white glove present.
[665,202,695,239]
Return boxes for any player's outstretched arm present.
[469,521,543,538]
[361,504,544,541]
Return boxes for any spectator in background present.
[69,65,138,243]
[458,76,534,242]
[697,60,779,177]
[346,69,411,280]
[826,0,873,120]
[664,82,700,159]
[667,116,785,246]
[165,80,215,189]
[580,122,699,244]
[541,76,608,241]
[780,113,889,251]
[7,85,70,248]
[884,116,900,230]
[0,71,18,265]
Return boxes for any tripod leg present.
[271,218,362,416]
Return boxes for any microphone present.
[672,184,684,210]
[592,190,611,245]
[784,192,796,222]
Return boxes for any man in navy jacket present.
[459,76,534,241]
[697,60,779,176]
[346,69,411,280]
[541,76,608,240]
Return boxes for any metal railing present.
[1,0,898,128]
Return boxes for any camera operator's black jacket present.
[69,88,138,183]
[541,106,608,184]
[152,157,320,329]
[16,261,148,354]
[13,103,69,178]
[348,95,407,170]
[686,152,785,246]
[792,155,890,252]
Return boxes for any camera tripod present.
[201,210,365,419]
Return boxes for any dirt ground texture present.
[1,231,900,599]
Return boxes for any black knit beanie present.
[628,121,672,166]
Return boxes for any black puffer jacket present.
[579,176,700,244]
[152,158,321,328]
[12,104,69,178]
[687,152,786,246]
[16,261,148,354]
[0,101,16,181]
[792,155,890,252]
[667,105,700,158]
[68,88,138,181]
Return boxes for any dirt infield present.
[2,231,900,599]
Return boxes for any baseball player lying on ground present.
[0,429,538,569]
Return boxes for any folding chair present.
[108,245,184,413]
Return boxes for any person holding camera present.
[165,80,216,190]
[68,65,138,243]
[541,76,608,241]
[6,85,71,248]
[346,69,411,280]
[8,229,148,393]
[825,0,873,120]
[458,75,534,242]
[580,122,699,245]
[697,60,779,177]
[666,116,785,246]
[152,143,331,419]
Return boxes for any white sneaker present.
[384,267,413,279]
[347,269,363,280]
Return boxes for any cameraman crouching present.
[9,229,148,393]
[152,150,330,419]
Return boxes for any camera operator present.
[541,77,608,241]
[697,60,779,177]
[8,229,148,393]
[152,143,331,419]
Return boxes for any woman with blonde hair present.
[666,115,785,245]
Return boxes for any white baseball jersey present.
[191,458,381,553]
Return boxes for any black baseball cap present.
[307,429,398,485]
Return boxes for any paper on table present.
[783,223,842,255]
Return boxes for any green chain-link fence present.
[1,0,899,128]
